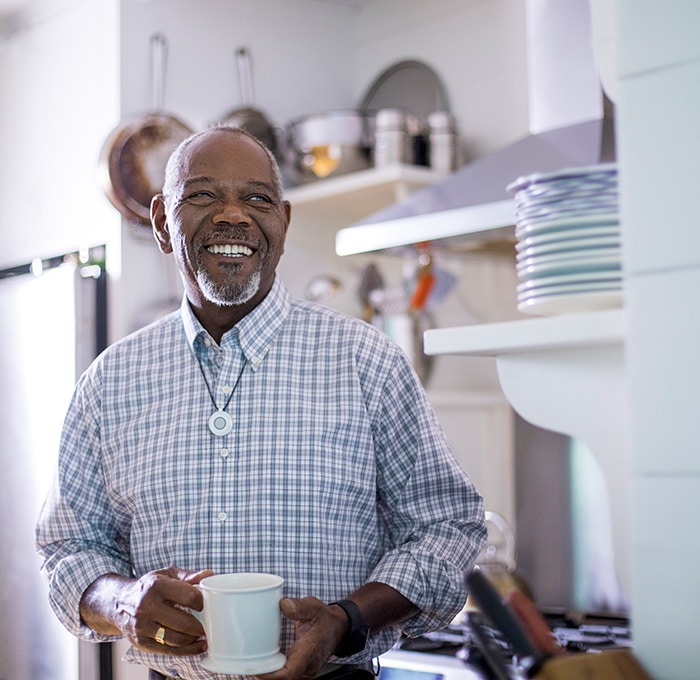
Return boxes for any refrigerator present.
[0,247,109,680]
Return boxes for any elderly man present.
[36,126,486,680]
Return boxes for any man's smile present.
[205,243,254,257]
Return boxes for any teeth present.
[207,244,253,257]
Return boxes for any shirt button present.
[218,512,228,522]
[251,356,261,365]
[221,385,233,394]
[204,338,211,347]
[220,448,229,458]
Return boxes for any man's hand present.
[259,597,348,680]
[80,567,214,656]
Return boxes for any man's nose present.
[213,198,249,225]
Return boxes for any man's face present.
[153,130,290,312]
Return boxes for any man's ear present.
[151,194,173,254]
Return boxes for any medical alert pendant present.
[209,409,234,437]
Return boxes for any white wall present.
[616,1,700,677]
[0,0,120,269]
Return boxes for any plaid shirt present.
[36,277,485,680]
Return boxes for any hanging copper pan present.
[98,33,193,226]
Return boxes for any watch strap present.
[330,599,370,657]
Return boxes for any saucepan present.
[282,109,375,185]
[98,33,193,226]
[219,47,279,159]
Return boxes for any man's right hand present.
[79,567,214,655]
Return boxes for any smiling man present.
[36,126,486,680]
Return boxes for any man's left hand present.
[257,596,348,680]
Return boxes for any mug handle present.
[190,584,205,624]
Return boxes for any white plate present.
[518,289,623,316]
[516,226,620,250]
[515,181,617,199]
[517,257,621,280]
[518,280,622,299]
[516,246,621,266]
[507,163,618,194]
[517,270,622,292]
[516,234,621,257]
[515,213,619,237]
[516,200,618,220]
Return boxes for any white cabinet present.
[424,310,630,596]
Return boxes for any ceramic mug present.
[194,572,286,675]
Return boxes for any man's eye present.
[186,191,217,205]
[248,194,272,205]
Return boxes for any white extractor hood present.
[336,0,616,257]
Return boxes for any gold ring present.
[155,626,166,645]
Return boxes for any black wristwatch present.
[330,599,370,657]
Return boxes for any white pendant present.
[208,410,233,437]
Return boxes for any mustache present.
[198,228,261,246]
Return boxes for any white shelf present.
[284,164,446,227]
[336,198,516,256]
[423,308,626,357]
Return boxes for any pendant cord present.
[195,354,248,413]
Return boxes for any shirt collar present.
[180,276,290,371]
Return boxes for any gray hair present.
[161,125,283,208]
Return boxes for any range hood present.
[336,0,616,257]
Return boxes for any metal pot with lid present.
[282,109,375,185]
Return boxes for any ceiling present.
[0,0,370,19]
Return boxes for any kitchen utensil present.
[283,110,374,185]
[504,591,566,659]
[360,59,450,123]
[98,33,193,226]
[466,569,548,678]
[357,263,384,322]
[462,610,512,680]
[221,47,279,158]
[409,251,435,311]
[305,274,342,303]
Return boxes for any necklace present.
[196,356,248,437]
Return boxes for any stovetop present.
[386,609,632,679]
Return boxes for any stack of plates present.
[507,163,622,316]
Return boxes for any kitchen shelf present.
[423,307,626,356]
[425,307,631,596]
[335,198,516,256]
[284,164,446,228]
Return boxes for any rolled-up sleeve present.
[368,348,487,635]
[36,369,132,640]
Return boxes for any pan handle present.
[236,46,256,107]
[150,33,168,112]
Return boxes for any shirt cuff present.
[46,550,132,641]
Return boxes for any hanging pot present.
[220,47,278,158]
[98,33,194,226]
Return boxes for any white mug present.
[194,572,286,675]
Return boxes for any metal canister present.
[374,108,411,167]
[428,110,459,172]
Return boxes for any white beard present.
[197,269,261,307]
